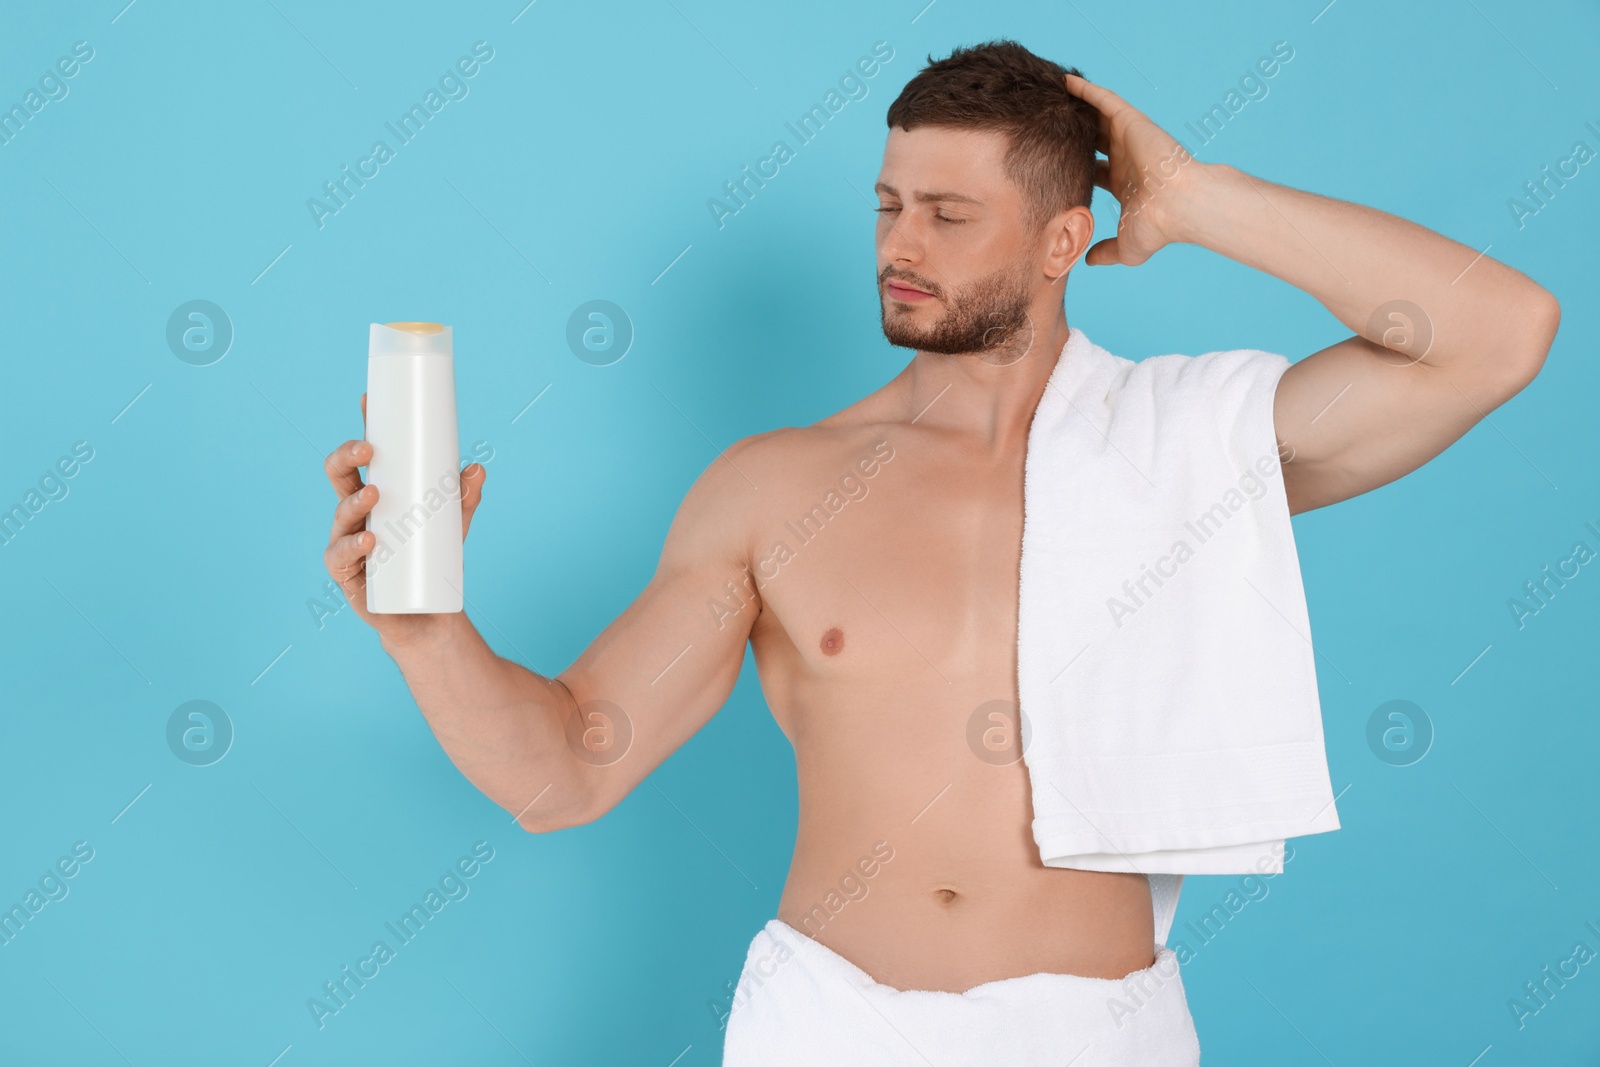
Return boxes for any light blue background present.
[1,0,1596,1063]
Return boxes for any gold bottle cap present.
[369,321,452,357]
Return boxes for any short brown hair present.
[885,40,1096,229]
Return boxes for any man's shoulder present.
[720,418,896,491]
[665,418,896,575]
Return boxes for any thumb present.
[1084,237,1120,266]
[460,463,487,537]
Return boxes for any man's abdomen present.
[773,741,1157,993]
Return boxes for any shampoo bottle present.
[364,321,463,613]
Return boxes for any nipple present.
[820,627,845,656]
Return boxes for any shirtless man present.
[321,39,1558,1057]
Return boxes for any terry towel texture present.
[722,919,1201,1066]
[1019,327,1340,885]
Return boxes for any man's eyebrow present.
[873,181,983,206]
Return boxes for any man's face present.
[873,125,1043,358]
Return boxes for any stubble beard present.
[878,261,1036,366]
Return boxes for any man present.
[322,40,1558,1063]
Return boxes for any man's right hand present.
[323,393,488,648]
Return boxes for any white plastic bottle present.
[364,321,463,614]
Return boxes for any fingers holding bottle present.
[325,437,370,499]
[325,476,378,612]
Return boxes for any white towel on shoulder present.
[1018,327,1340,908]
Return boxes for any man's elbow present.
[1515,289,1561,382]
[1477,289,1559,405]
[511,782,604,834]
[516,805,598,834]
[516,809,568,834]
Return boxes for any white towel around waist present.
[1018,327,1340,889]
[723,919,1201,1066]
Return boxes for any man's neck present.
[899,313,1071,451]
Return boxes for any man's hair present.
[885,40,1097,229]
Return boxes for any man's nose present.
[877,213,923,267]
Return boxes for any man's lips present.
[884,280,934,301]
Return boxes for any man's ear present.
[1043,205,1095,281]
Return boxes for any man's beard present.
[879,261,1035,362]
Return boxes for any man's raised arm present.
[323,404,764,833]
[1064,73,1560,515]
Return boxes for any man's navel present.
[820,627,845,656]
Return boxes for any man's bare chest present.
[744,443,1027,684]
